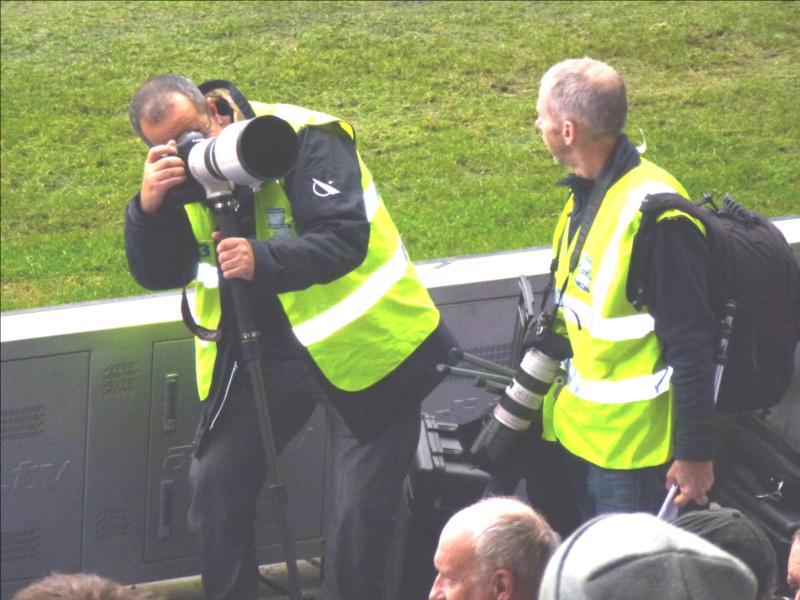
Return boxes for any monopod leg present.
[210,195,303,599]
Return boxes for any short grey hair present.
[13,571,154,599]
[128,73,209,144]
[462,497,560,594]
[540,58,627,140]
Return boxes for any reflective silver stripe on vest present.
[292,241,408,346]
[566,362,672,403]
[590,180,678,314]
[197,262,219,288]
[363,182,379,221]
[560,292,655,341]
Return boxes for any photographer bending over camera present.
[124,74,455,600]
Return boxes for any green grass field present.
[1,0,798,311]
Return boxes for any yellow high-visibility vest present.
[184,103,439,400]
[547,159,703,469]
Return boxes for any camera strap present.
[538,143,620,333]
[198,79,257,120]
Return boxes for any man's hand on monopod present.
[140,140,187,215]
[213,231,255,281]
[665,459,714,508]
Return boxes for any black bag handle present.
[181,287,223,342]
[198,79,256,120]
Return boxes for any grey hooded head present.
[538,512,758,600]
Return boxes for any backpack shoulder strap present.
[641,192,703,221]
[627,192,706,309]
[540,152,618,329]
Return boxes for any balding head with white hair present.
[429,496,559,600]
[535,58,628,179]
[539,58,627,141]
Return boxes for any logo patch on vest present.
[267,208,284,227]
[575,253,593,292]
[197,262,219,288]
[312,178,340,197]
[267,208,293,238]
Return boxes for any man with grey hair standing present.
[428,496,559,600]
[476,58,716,521]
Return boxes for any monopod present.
[182,115,304,598]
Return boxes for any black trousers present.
[187,355,420,600]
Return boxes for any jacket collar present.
[556,133,641,193]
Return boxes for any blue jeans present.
[565,451,669,520]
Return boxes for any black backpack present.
[628,192,800,413]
